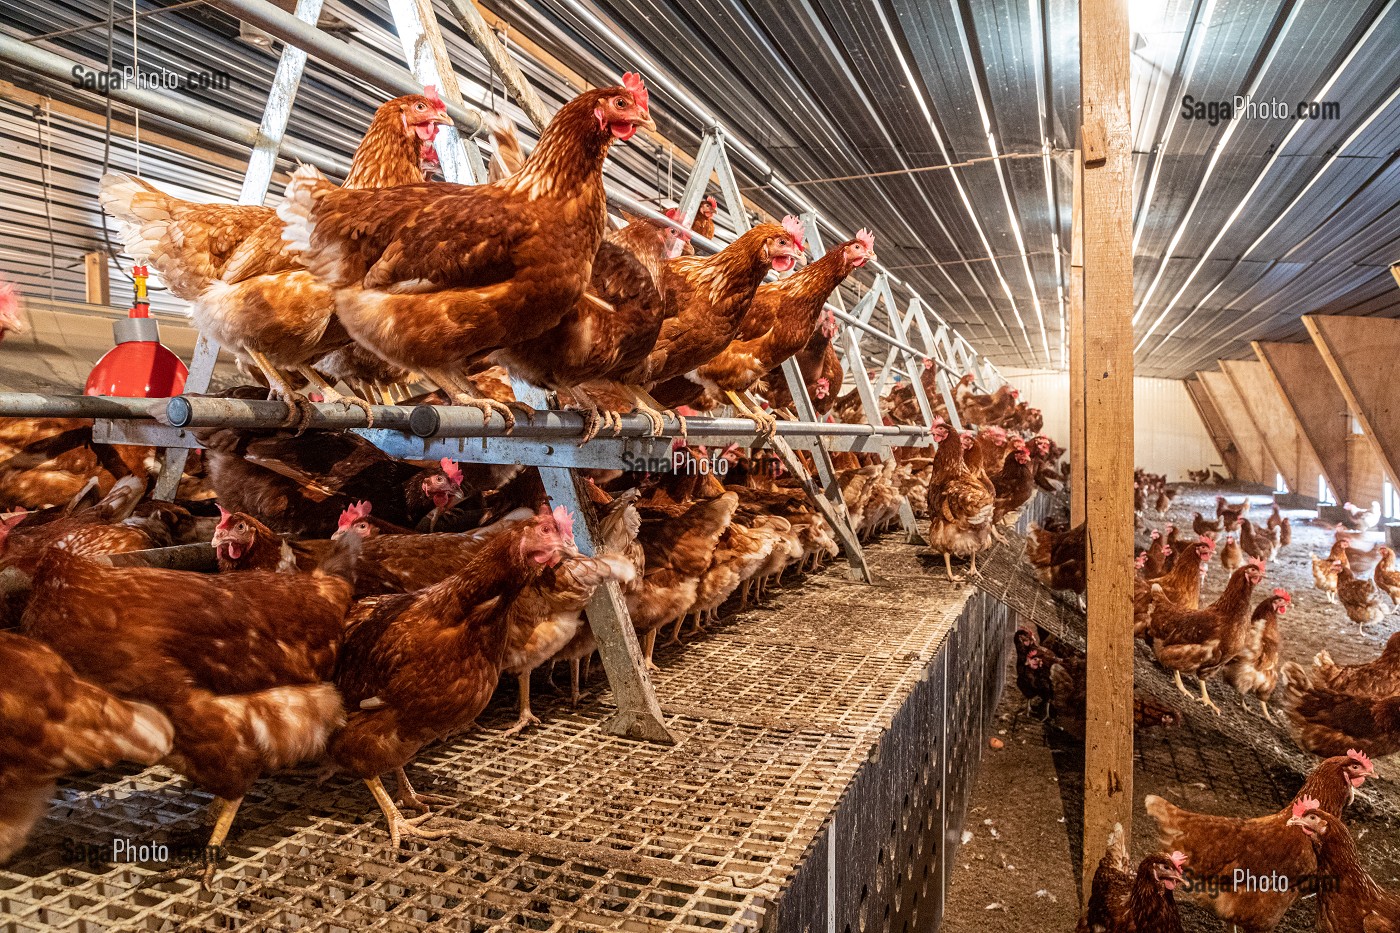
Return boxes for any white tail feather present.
[277,165,326,256]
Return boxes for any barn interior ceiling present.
[0,0,1396,380]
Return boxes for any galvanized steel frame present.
[0,0,998,742]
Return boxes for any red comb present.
[1348,748,1373,770]
[621,72,649,112]
[550,504,575,541]
[1292,795,1320,819]
[1274,587,1290,601]
[216,504,234,530]
[1135,553,1146,568]
[423,84,445,110]
[780,215,806,249]
[338,500,372,529]
[1170,851,1187,870]
[854,228,874,251]
[439,458,464,487]
[0,279,18,316]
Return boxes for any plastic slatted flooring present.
[0,508,1038,932]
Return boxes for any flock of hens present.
[0,74,1065,895]
[1028,483,1400,930]
[1,65,1393,932]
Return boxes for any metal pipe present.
[0,393,165,420]
[411,404,926,441]
[162,396,419,432]
[208,0,485,138]
[0,34,349,176]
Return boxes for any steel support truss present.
[1,0,1002,746]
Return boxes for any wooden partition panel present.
[1221,359,1322,495]
[1305,314,1400,494]
[1185,374,1240,478]
[1199,370,1273,485]
[1253,340,1351,503]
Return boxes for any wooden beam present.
[1221,359,1321,496]
[1184,374,1240,479]
[1199,369,1273,485]
[82,251,109,306]
[1078,0,1134,897]
[1304,314,1400,496]
[1253,341,1350,502]
[1068,149,1086,527]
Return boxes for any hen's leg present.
[943,552,965,583]
[636,387,686,438]
[1172,670,1195,701]
[1260,700,1277,724]
[642,628,660,673]
[394,767,454,812]
[1197,678,1221,715]
[140,795,240,888]
[500,672,542,737]
[563,385,606,444]
[366,775,448,847]
[295,365,374,426]
[424,367,521,432]
[624,386,666,436]
[247,350,314,432]
[726,390,777,439]
[569,658,582,705]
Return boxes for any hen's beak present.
[633,112,657,133]
[431,112,454,127]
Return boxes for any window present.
[1275,472,1287,494]
[1386,479,1400,520]
[1319,475,1336,506]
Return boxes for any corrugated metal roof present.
[0,0,1396,381]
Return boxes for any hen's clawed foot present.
[450,393,520,432]
[394,769,455,813]
[387,811,450,848]
[631,401,666,436]
[577,407,602,444]
[498,711,541,738]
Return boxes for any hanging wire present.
[34,101,57,304]
[130,0,140,175]
[99,0,134,288]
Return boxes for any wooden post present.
[1068,150,1086,526]
[83,251,110,306]
[1078,0,1134,897]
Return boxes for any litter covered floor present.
[958,485,1400,932]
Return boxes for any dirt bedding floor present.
[942,484,1400,932]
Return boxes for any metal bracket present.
[505,377,674,744]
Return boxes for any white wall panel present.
[1002,370,1220,482]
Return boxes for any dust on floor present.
[942,484,1400,932]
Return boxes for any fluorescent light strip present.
[1131,0,1218,258]
[1152,78,1400,373]
[1131,0,1306,331]
[1138,0,1398,360]
[873,0,1035,364]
